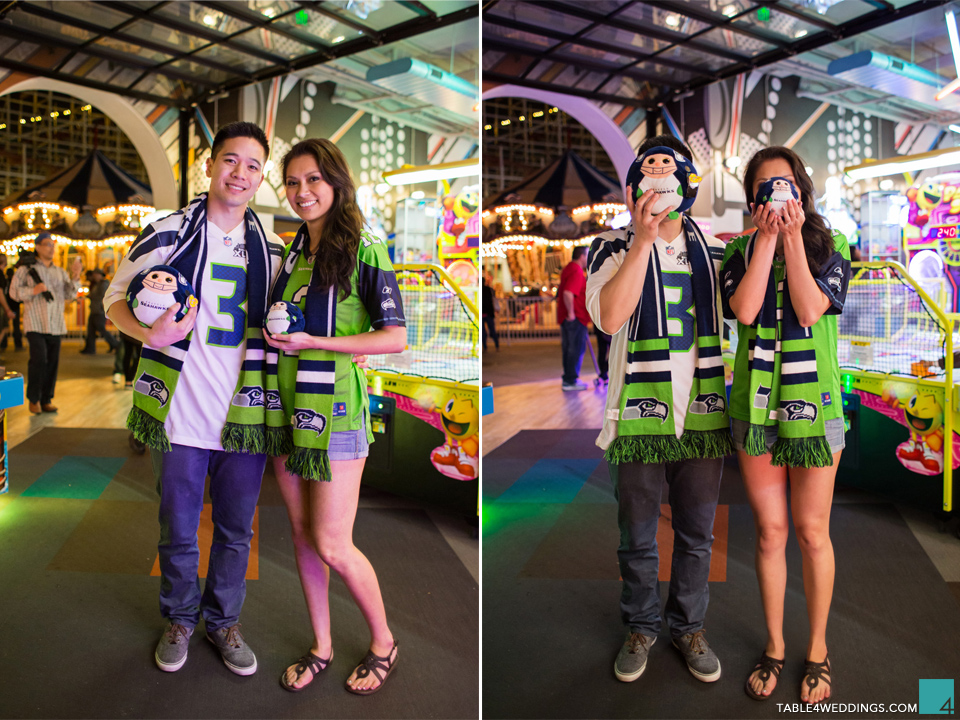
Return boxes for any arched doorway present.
[482,84,636,187]
[1,78,178,209]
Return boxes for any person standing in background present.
[81,267,119,355]
[482,272,499,352]
[9,231,82,413]
[558,246,590,391]
[0,254,19,354]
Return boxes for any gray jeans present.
[611,456,723,638]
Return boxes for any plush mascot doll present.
[756,176,801,216]
[625,145,701,220]
[264,300,306,335]
[126,265,197,327]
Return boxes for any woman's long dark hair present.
[282,139,365,300]
[742,146,834,275]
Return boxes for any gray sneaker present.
[155,622,193,672]
[673,630,721,682]
[206,624,258,676]
[614,632,657,682]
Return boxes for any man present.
[105,121,284,677]
[558,246,590,391]
[482,272,499,352]
[9,231,82,413]
[0,254,18,352]
[81,268,119,354]
[585,136,731,685]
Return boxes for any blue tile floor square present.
[495,458,601,504]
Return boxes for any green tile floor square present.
[21,456,127,499]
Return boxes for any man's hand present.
[353,354,370,369]
[627,188,671,247]
[142,303,198,349]
[32,283,48,296]
[5,309,14,320]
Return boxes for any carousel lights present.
[571,203,626,216]
[96,204,155,217]
[4,202,78,216]
[491,204,553,216]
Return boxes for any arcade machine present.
[836,175,960,529]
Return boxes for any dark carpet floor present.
[482,429,960,719]
[0,428,478,719]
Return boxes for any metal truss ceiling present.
[483,0,951,111]
[1,0,478,109]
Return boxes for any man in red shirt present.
[557,246,590,390]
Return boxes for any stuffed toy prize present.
[756,176,800,216]
[265,301,305,335]
[625,146,701,219]
[126,265,197,327]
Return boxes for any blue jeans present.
[610,456,723,638]
[560,318,587,384]
[151,444,266,631]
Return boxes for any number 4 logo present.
[919,679,954,715]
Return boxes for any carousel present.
[0,150,157,335]
[481,150,623,294]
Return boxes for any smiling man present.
[105,122,284,677]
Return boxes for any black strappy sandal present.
[801,655,832,704]
[745,652,785,701]
[345,640,399,696]
[280,651,333,693]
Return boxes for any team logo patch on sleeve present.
[232,386,264,407]
[821,391,832,407]
[754,385,772,409]
[333,402,346,418]
[292,408,327,436]
[381,298,396,310]
[622,397,669,422]
[265,390,283,411]
[135,373,170,407]
[690,392,726,414]
[774,400,818,424]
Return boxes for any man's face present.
[205,136,267,210]
[35,237,56,262]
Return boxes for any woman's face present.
[285,154,335,224]
[752,157,796,203]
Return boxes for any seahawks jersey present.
[276,233,405,437]
[105,217,284,451]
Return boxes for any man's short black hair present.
[636,134,693,161]
[211,121,269,162]
[572,246,588,261]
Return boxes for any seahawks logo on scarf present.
[775,400,818,424]
[232,386,265,407]
[293,408,327,436]
[690,392,726,415]
[622,397,669,422]
[134,373,169,407]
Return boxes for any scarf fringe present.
[221,423,266,454]
[770,436,834,468]
[286,447,332,482]
[605,429,733,465]
[127,406,171,453]
[266,425,294,457]
[743,423,768,456]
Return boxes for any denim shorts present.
[326,417,370,461]
[731,417,846,455]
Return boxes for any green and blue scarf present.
[126,194,272,453]
[264,224,342,482]
[606,216,733,465]
[734,233,834,467]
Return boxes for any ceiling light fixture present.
[665,13,680,27]
[935,77,960,101]
[948,10,960,77]
[381,158,479,186]
[845,146,960,180]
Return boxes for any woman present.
[265,139,406,695]
[720,147,850,705]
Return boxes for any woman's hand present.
[780,198,805,245]
[262,330,370,366]
[750,202,781,245]
[263,330,316,352]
